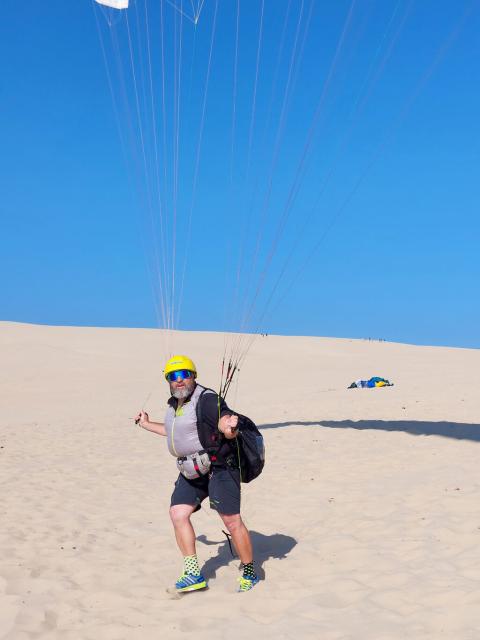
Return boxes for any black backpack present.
[232,414,265,483]
[195,387,265,483]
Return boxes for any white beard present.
[171,380,195,400]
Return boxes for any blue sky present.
[1,0,479,348]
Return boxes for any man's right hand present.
[135,410,149,428]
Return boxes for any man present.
[135,355,259,593]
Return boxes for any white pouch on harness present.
[176,451,211,480]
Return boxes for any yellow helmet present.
[164,355,197,379]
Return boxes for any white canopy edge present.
[95,0,129,9]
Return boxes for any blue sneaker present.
[175,573,207,593]
[238,575,260,592]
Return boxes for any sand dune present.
[1,321,479,639]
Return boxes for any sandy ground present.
[1,321,480,640]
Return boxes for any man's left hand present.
[219,414,239,439]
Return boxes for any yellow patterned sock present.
[184,554,200,576]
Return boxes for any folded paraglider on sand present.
[348,377,393,389]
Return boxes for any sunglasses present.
[166,369,195,382]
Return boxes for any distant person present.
[135,355,259,593]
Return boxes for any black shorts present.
[170,467,241,515]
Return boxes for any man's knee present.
[170,504,194,527]
[220,513,243,534]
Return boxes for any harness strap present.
[177,449,208,462]
[222,529,235,557]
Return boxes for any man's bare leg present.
[169,504,197,556]
[168,504,207,592]
[219,513,253,564]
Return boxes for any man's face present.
[168,371,196,399]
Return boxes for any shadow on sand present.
[259,419,480,443]
[197,530,296,581]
